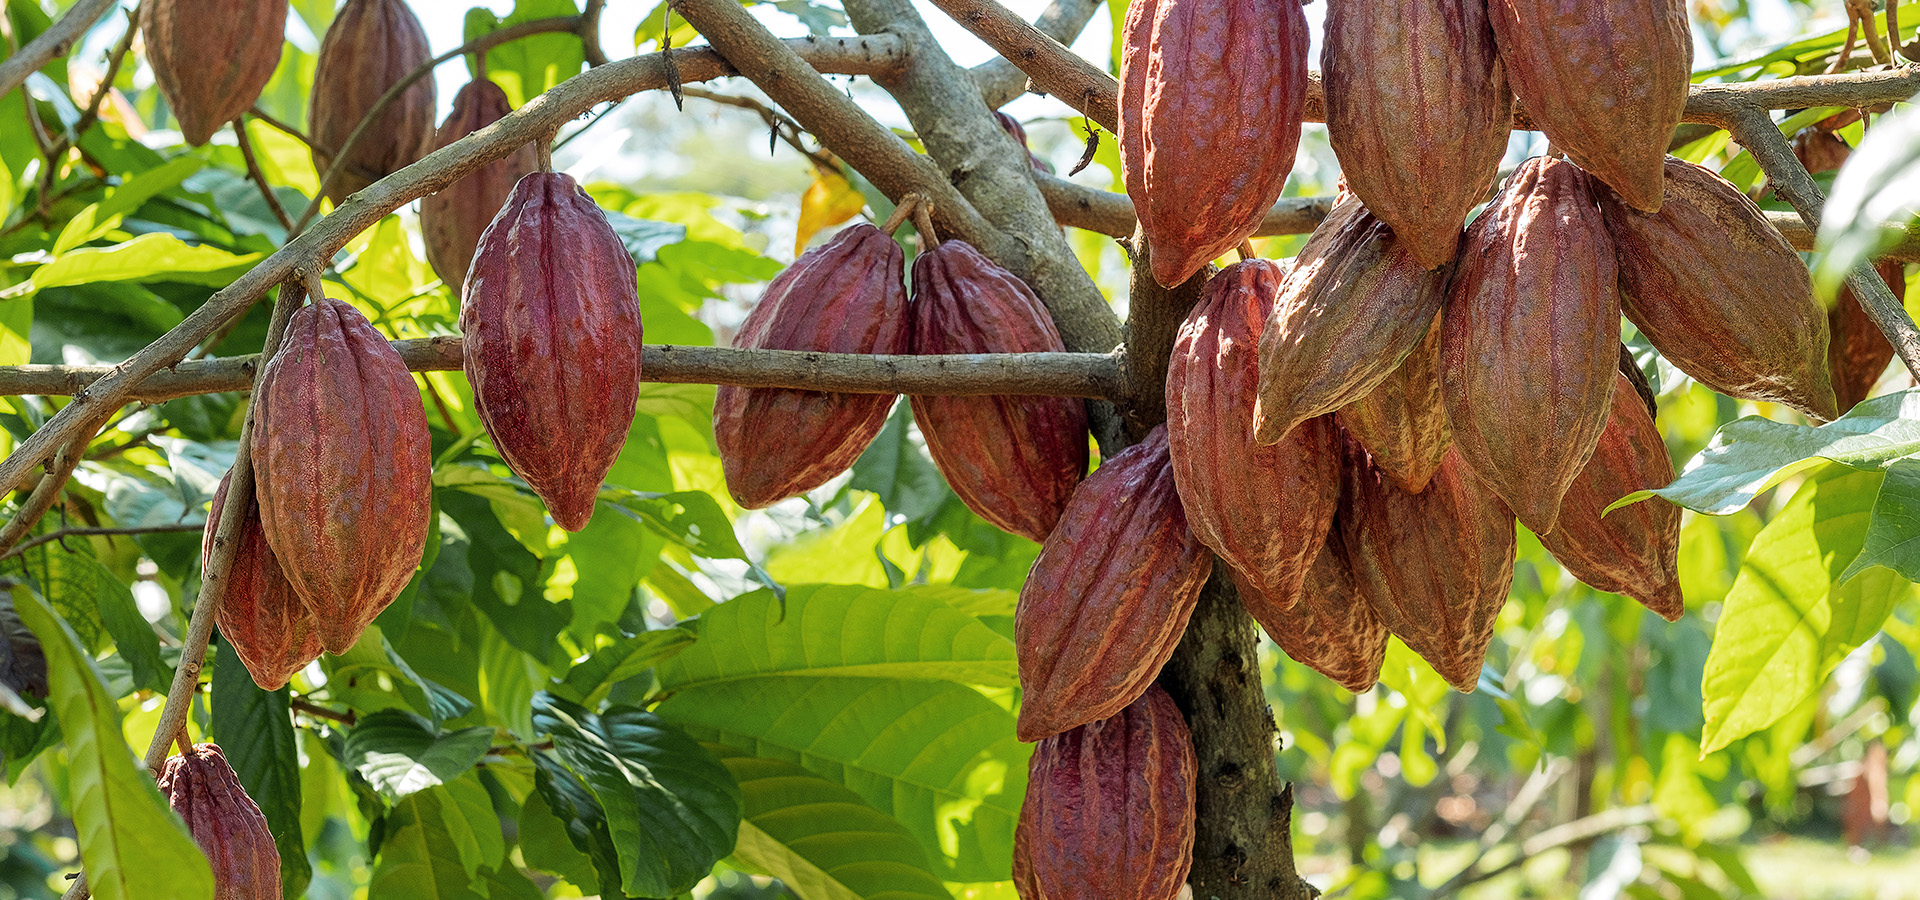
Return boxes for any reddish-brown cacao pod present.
[1167,259,1338,606]
[1254,195,1452,445]
[1537,372,1683,620]
[1018,685,1196,900]
[1337,316,1451,494]
[254,297,431,654]
[1236,527,1388,694]
[1829,262,1906,412]
[206,473,322,691]
[1794,128,1854,176]
[308,0,434,202]
[1442,156,1619,536]
[910,240,1089,542]
[1343,444,1517,692]
[715,225,908,509]
[463,172,643,530]
[1323,0,1511,269]
[141,0,288,146]
[157,743,280,900]
[1015,426,1209,741]
[1120,0,1309,287]
[1488,0,1690,213]
[422,79,538,294]
[1599,158,1838,421]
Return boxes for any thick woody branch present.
[942,0,1113,116]
[0,0,116,100]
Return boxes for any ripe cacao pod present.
[1537,373,1683,620]
[157,743,280,900]
[1488,0,1690,213]
[1167,259,1338,606]
[206,473,322,691]
[1343,444,1516,692]
[1598,158,1838,422]
[1323,0,1511,269]
[1442,156,1619,537]
[910,240,1089,542]
[1337,316,1451,494]
[1018,685,1196,900]
[308,0,434,202]
[1015,426,1208,741]
[1829,262,1906,412]
[1236,528,1387,694]
[141,0,288,146]
[715,224,908,509]
[1255,194,1452,446]
[1120,0,1308,287]
[254,297,431,654]
[422,79,538,294]
[463,172,643,530]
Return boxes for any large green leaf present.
[211,641,311,899]
[343,710,496,802]
[554,627,697,707]
[530,753,633,899]
[52,157,205,254]
[464,0,586,107]
[1841,456,1920,583]
[11,233,262,296]
[367,788,487,900]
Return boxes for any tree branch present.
[234,117,295,234]
[0,0,116,100]
[953,0,1110,112]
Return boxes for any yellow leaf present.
[794,167,867,256]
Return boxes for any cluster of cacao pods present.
[140,0,289,145]
[158,742,281,900]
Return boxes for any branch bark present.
[968,0,1103,109]
[932,0,1117,125]
[0,0,117,100]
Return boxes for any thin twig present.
[234,117,295,234]
[291,698,356,726]
[1430,807,1661,898]
[679,86,835,169]
[0,523,205,562]
[247,105,313,148]
[1828,16,1861,74]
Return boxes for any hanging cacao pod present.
[910,240,1089,542]
[141,0,289,146]
[1015,426,1208,742]
[1442,156,1619,537]
[1236,527,1388,694]
[308,0,435,202]
[1167,259,1338,606]
[1322,0,1511,269]
[1254,194,1451,445]
[1337,316,1451,494]
[157,743,281,900]
[463,172,643,530]
[1120,0,1309,287]
[715,224,908,508]
[207,473,323,690]
[1488,0,1690,212]
[422,79,538,294]
[1018,685,1196,900]
[1829,262,1906,412]
[1598,158,1838,421]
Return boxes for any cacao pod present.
[1793,128,1853,177]
[1829,262,1906,412]
[1488,0,1690,213]
[157,743,280,900]
[1337,316,1451,494]
[254,297,431,654]
[910,240,1089,542]
[1254,194,1451,447]
[1322,0,1511,269]
[207,473,323,691]
[1441,156,1619,536]
[1343,444,1516,692]
[463,172,643,530]
[1537,373,1683,620]
[422,79,538,294]
[308,0,434,202]
[1018,685,1196,900]
[1120,0,1308,287]
[1167,259,1338,606]
[715,224,908,508]
[1015,426,1208,741]
[141,0,289,146]
[1236,528,1387,694]
[1598,158,1838,421]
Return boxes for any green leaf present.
[52,157,205,254]
[1841,456,1920,583]
[555,627,697,706]
[517,786,600,889]
[531,753,633,899]
[12,233,263,296]
[436,774,507,876]
[11,582,215,900]
[211,641,311,899]
[366,789,485,900]
[1816,97,1920,293]
[64,554,166,694]
[601,211,688,265]
[849,403,950,526]
[343,710,496,801]
[467,0,586,107]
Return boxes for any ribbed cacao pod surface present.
[1236,529,1388,694]
[254,298,432,654]
[1829,262,1906,412]
[463,172,643,530]
[1322,0,1511,269]
[206,473,322,690]
[141,0,288,146]
[1120,0,1309,287]
[1019,685,1196,900]
[1015,426,1209,742]
[1538,373,1683,620]
[1337,316,1451,494]
[1167,259,1338,606]
[1442,156,1619,536]
[1255,194,1452,446]
[308,0,434,202]
[422,79,538,294]
[1598,158,1838,421]
[1488,0,1690,213]
[910,240,1089,542]
[1343,444,1517,692]
[157,743,280,900]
